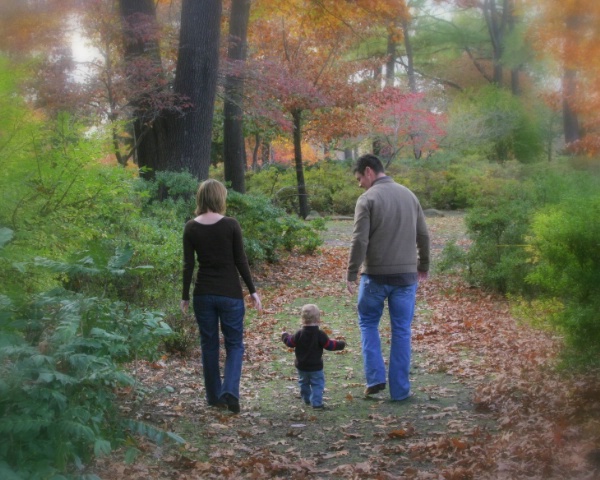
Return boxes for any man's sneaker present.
[312,404,327,410]
[364,383,386,396]
[391,392,415,403]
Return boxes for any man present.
[346,154,430,402]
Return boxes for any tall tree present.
[248,0,408,217]
[223,0,251,193]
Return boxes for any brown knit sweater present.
[347,176,430,282]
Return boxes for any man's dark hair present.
[353,154,385,175]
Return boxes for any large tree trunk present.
[223,0,251,193]
[166,0,222,179]
[292,109,309,219]
[119,0,170,177]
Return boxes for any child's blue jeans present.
[297,369,325,408]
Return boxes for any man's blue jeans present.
[357,275,417,401]
[193,295,245,405]
[297,369,325,408]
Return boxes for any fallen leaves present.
[87,217,600,480]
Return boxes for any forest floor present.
[89,214,600,479]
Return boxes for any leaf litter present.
[89,215,600,479]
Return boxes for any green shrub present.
[460,164,600,296]
[526,194,600,366]
[246,161,360,215]
[463,180,537,294]
[0,91,144,299]
[331,188,360,215]
[226,191,324,262]
[0,275,176,478]
[162,313,198,356]
[445,85,544,163]
[437,239,468,273]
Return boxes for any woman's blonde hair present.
[195,179,227,215]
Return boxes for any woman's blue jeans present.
[298,369,325,408]
[193,295,245,405]
[357,275,417,401]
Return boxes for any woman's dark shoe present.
[220,393,240,414]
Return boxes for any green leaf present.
[0,461,21,480]
[107,244,134,271]
[93,439,112,457]
[166,431,186,444]
[0,227,13,249]
[124,447,140,464]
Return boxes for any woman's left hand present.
[251,292,262,315]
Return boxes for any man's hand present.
[346,280,357,295]
[418,271,429,282]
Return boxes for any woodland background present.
[0,0,599,478]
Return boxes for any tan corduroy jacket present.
[347,176,430,282]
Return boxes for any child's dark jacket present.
[281,325,345,372]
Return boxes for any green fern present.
[0,274,174,478]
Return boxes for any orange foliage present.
[270,138,321,165]
[0,0,70,56]
[247,0,410,145]
[528,0,600,154]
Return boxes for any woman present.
[180,179,262,413]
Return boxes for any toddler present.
[281,304,346,409]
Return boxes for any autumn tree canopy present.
[3,0,599,176]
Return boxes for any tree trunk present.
[506,0,521,95]
[401,17,422,159]
[223,0,251,193]
[482,0,506,87]
[401,18,416,93]
[372,65,383,155]
[562,14,581,147]
[385,31,396,87]
[562,68,580,145]
[292,109,309,219]
[119,0,170,177]
[252,133,260,171]
[261,139,271,166]
[167,0,222,179]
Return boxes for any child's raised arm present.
[281,331,296,348]
[324,338,346,351]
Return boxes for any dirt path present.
[89,214,598,479]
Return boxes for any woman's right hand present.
[180,300,189,314]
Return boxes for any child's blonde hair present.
[301,304,320,325]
